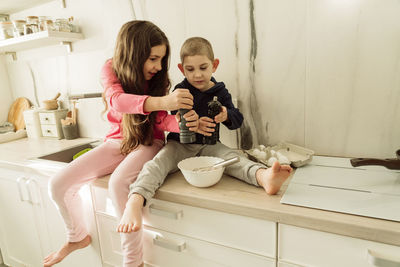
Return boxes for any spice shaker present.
[204,96,222,145]
[179,108,196,144]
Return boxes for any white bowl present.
[178,156,225,187]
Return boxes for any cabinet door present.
[0,170,43,267]
[279,224,400,267]
[34,174,102,267]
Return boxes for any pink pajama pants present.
[49,139,164,267]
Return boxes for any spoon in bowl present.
[192,156,240,172]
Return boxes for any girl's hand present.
[164,89,193,111]
[214,106,228,123]
[197,117,215,136]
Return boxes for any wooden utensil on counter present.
[7,97,31,131]
[61,102,78,126]
[43,92,60,110]
[350,149,400,170]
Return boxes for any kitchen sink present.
[36,141,100,163]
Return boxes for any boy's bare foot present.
[117,193,145,233]
[43,235,91,267]
[256,161,292,195]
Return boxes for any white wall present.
[3,0,400,158]
[0,57,13,123]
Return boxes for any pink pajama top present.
[100,60,179,141]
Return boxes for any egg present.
[276,152,290,165]
[267,156,278,166]
[259,151,267,160]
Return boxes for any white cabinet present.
[0,167,44,267]
[91,186,277,267]
[278,224,400,267]
[0,165,102,267]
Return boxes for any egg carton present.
[245,142,314,168]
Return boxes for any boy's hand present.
[164,89,193,111]
[214,106,228,123]
[197,117,215,136]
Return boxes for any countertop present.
[1,137,400,247]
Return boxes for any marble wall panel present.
[252,0,306,147]
[306,0,400,157]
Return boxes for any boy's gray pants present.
[128,140,266,203]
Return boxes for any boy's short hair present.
[180,37,214,63]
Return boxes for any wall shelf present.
[0,30,83,56]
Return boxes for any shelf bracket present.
[5,52,17,61]
[60,41,72,53]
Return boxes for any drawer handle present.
[153,235,186,252]
[367,249,400,267]
[149,204,183,220]
[17,177,29,202]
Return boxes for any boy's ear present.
[212,59,220,72]
[178,63,185,75]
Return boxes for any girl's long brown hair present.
[106,20,170,155]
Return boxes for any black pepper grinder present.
[204,96,222,145]
[179,109,196,144]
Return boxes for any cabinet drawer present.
[39,112,57,124]
[41,124,60,137]
[279,224,400,267]
[96,213,275,267]
[144,225,275,267]
[143,198,276,258]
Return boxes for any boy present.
[117,37,292,233]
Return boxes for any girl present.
[43,20,199,267]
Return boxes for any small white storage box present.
[23,109,42,139]
[38,109,67,139]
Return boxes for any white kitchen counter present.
[1,137,399,247]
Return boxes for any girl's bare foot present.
[256,161,292,195]
[43,235,91,267]
[117,193,144,233]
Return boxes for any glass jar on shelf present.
[42,20,55,31]
[38,16,51,31]
[12,20,26,37]
[55,18,71,32]
[24,24,33,35]
[0,21,14,40]
[68,16,79,33]
[26,16,39,33]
